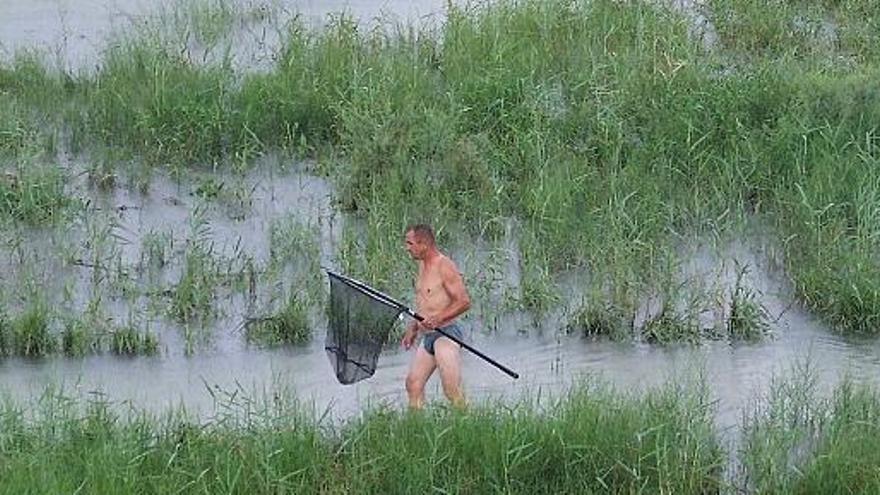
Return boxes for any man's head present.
[404,224,435,260]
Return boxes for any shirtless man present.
[401,224,470,409]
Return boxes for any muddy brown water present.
[0,1,878,447]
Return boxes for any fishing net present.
[326,271,403,384]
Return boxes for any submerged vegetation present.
[0,298,159,358]
[244,292,311,345]
[0,0,878,354]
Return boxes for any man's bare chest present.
[416,266,446,301]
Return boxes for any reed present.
[9,298,56,357]
[0,164,73,224]
[169,209,220,322]
[109,325,159,356]
[245,292,310,346]
[738,359,880,493]
[727,263,771,341]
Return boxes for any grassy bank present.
[0,379,722,494]
[3,371,880,493]
[0,0,878,338]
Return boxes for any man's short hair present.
[405,223,435,244]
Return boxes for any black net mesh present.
[326,272,402,384]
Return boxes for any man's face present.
[404,231,425,260]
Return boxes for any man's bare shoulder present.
[437,254,463,278]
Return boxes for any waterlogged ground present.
[1,0,880,449]
[0,153,879,437]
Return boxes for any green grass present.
[0,295,163,358]
[267,216,325,305]
[3,364,880,493]
[708,0,880,64]
[9,298,56,357]
[169,210,220,322]
[0,306,9,356]
[244,292,310,346]
[0,97,42,156]
[727,263,771,341]
[0,378,723,494]
[0,164,74,224]
[109,325,159,355]
[739,360,880,493]
[567,295,633,340]
[338,381,722,493]
[793,380,880,493]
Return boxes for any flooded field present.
[0,150,876,435]
[0,0,878,422]
[2,0,880,491]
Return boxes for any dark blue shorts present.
[422,323,463,355]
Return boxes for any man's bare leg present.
[434,338,466,409]
[405,347,436,409]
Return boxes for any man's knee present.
[405,373,425,395]
[435,346,461,383]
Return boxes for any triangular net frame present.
[326,271,403,384]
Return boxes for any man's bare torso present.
[415,256,453,320]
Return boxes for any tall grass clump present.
[169,210,220,322]
[0,50,70,123]
[639,258,710,344]
[771,70,880,334]
[792,380,880,493]
[0,164,73,224]
[169,241,220,322]
[109,325,159,355]
[739,361,880,492]
[566,293,633,340]
[267,216,324,305]
[708,0,880,64]
[708,0,834,60]
[240,217,326,346]
[83,0,258,170]
[727,264,770,341]
[338,379,722,493]
[59,298,107,357]
[0,306,9,357]
[245,292,310,346]
[0,387,332,494]
[739,360,823,493]
[237,15,362,153]
[0,97,42,156]
[9,299,56,357]
[86,42,242,170]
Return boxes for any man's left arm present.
[424,261,471,329]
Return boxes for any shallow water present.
[3,303,879,435]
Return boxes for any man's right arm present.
[401,320,419,349]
